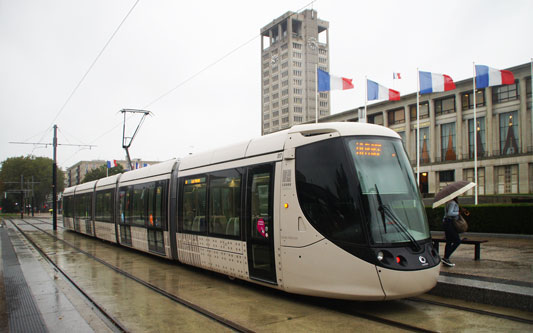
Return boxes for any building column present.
[485,165,494,194]
[382,110,388,128]
[405,107,411,157]
[455,92,463,160]
[429,99,436,162]
[519,77,528,153]
[519,163,529,194]
[485,88,494,156]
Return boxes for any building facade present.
[261,10,330,135]
[320,62,533,196]
[65,159,159,187]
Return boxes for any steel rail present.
[8,219,128,333]
[408,297,533,325]
[14,219,255,333]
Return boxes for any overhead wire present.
[143,0,317,109]
[36,0,141,146]
[60,0,317,166]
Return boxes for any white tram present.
[63,122,440,300]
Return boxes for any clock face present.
[307,37,317,49]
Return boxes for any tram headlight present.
[377,251,384,261]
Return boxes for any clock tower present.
[260,9,329,135]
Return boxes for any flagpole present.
[473,62,478,205]
[315,64,319,124]
[416,69,420,186]
[364,76,367,123]
[531,58,533,152]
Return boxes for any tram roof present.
[119,159,177,183]
[75,179,98,193]
[179,122,399,170]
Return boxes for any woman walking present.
[442,197,461,267]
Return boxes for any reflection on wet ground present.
[11,219,533,332]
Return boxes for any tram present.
[62,122,440,300]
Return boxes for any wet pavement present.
[1,217,532,332]
[430,231,533,312]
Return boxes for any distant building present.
[261,9,329,135]
[317,62,533,196]
[65,159,160,187]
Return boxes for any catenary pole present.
[315,64,318,124]
[473,63,478,205]
[363,77,368,123]
[53,124,58,230]
[416,69,420,186]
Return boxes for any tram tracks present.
[7,219,128,333]
[8,218,533,332]
[9,219,252,333]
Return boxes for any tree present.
[81,164,124,183]
[0,156,65,213]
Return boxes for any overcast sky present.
[1,0,532,170]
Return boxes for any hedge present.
[426,204,533,234]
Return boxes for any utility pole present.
[20,174,24,219]
[9,124,95,230]
[52,125,58,230]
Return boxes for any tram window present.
[147,183,155,226]
[76,193,92,220]
[132,185,146,226]
[95,190,113,222]
[154,182,167,229]
[182,177,207,233]
[63,197,71,217]
[209,170,242,238]
[119,188,128,224]
[295,138,364,244]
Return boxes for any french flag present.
[367,79,400,101]
[475,65,515,88]
[317,69,354,91]
[419,71,456,94]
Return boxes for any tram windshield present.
[295,136,430,248]
[347,137,429,244]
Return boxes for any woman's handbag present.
[453,215,468,233]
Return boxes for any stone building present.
[65,159,159,187]
[261,9,329,135]
[319,62,532,196]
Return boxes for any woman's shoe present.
[441,258,455,267]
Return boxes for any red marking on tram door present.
[257,218,267,238]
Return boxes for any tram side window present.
[119,187,130,224]
[119,181,168,229]
[181,177,207,233]
[209,170,242,238]
[95,190,113,222]
[295,138,365,244]
[132,185,146,226]
[63,196,71,217]
[154,183,166,228]
[76,193,92,220]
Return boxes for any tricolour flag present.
[113,160,118,167]
[367,79,400,101]
[475,65,515,88]
[393,72,401,79]
[317,68,354,91]
[419,71,456,94]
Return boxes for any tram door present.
[246,164,277,284]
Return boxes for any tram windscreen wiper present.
[374,184,388,233]
[374,184,421,251]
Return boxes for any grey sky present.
[1,0,532,169]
